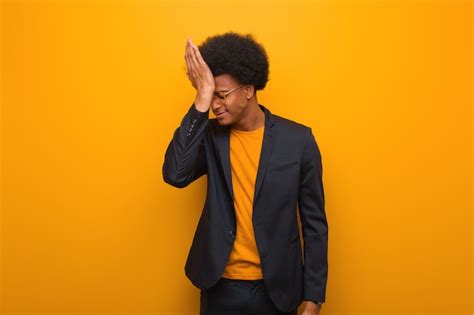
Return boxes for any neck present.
[231,100,265,131]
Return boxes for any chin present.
[216,117,232,126]
[216,120,230,126]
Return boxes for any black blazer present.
[162,103,328,312]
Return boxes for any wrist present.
[194,95,212,112]
[194,100,210,112]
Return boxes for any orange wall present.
[1,0,472,314]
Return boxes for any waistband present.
[220,277,264,284]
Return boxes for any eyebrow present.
[215,89,230,93]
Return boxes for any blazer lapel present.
[217,104,277,204]
[254,104,277,203]
[217,126,234,200]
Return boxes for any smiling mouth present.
[215,111,227,116]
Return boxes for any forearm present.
[162,103,209,188]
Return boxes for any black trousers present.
[200,277,298,315]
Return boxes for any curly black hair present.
[198,31,270,91]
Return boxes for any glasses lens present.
[213,92,225,104]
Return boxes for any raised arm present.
[162,37,215,188]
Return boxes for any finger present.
[187,53,197,78]
[185,42,196,77]
[188,45,201,78]
[185,40,198,86]
[191,44,212,80]
[185,40,190,65]
[185,39,192,64]
[185,38,190,56]
[188,42,198,66]
[187,41,199,75]
[191,45,204,69]
[193,44,207,67]
[186,57,196,79]
[186,39,201,81]
[186,38,194,64]
[184,49,191,74]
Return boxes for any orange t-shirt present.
[222,124,265,280]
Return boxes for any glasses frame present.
[213,84,243,105]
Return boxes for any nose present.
[211,97,224,113]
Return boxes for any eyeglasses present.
[213,84,243,105]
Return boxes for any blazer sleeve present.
[162,103,210,188]
[297,127,329,303]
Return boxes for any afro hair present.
[198,31,270,91]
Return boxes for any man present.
[162,32,328,315]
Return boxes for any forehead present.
[214,74,239,91]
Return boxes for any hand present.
[301,300,321,315]
[184,37,215,111]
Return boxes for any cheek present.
[227,96,247,114]
[228,102,245,114]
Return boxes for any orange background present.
[1,0,472,314]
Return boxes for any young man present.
[163,32,328,315]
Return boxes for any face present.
[212,74,252,126]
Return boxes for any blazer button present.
[229,230,235,238]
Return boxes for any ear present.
[244,84,255,99]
